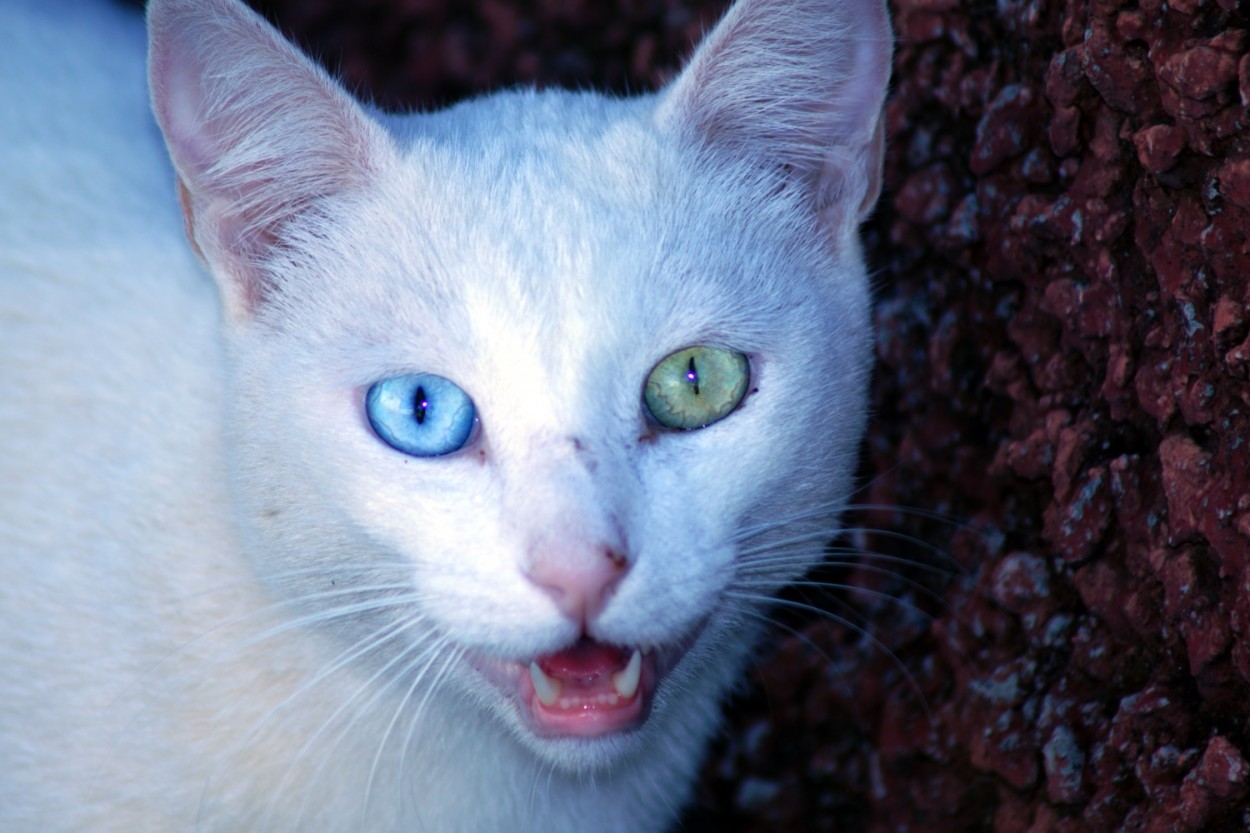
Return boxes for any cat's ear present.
[147,0,388,320]
[656,0,892,234]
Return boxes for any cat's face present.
[227,103,872,764]
[149,0,889,772]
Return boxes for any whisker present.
[117,580,420,705]
[726,591,933,723]
[242,607,426,744]
[167,561,422,612]
[239,589,435,650]
[839,502,970,527]
[219,618,424,825]
[822,546,960,575]
[528,751,558,820]
[734,513,963,568]
[735,604,842,671]
[270,619,441,830]
[97,582,415,812]
[734,528,844,554]
[737,544,958,579]
[732,492,982,555]
[360,631,458,825]
[396,643,467,803]
[738,571,944,612]
[731,506,850,544]
[293,632,450,830]
[834,526,965,570]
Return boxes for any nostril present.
[527,544,631,624]
[604,546,628,570]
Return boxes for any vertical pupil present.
[414,385,428,425]
[686,356,700,396]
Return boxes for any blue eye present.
[366,374,477,458]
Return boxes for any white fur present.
[0,0,890,829]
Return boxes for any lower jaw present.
[527,686,650,738]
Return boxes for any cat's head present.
[149,0,890,771]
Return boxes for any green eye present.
[644,346,750,431]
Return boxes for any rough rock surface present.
[254,0,1250,829]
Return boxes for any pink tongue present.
[538,639,627,685]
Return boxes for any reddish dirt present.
[254,0,1250,829]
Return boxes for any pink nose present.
[527,545,630,624]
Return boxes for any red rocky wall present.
[253,0,1250,829]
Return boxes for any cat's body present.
[0,0,890,829]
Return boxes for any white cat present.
[0,0,890,829]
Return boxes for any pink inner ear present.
[174,179,203,260]
[161,48,275,308]
[155,49,216,182]
[656,0,892,224]
[148,0,384,318]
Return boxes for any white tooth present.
[529,662,561,707]
[612,649,642,700]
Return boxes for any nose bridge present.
[512,436,631,625]
[519,439,623,556]
[524,428,620,505]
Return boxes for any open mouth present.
[521,638,653,737]
[472,637,667,739]
[469,619,711,742]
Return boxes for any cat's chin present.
[469,633,695,746]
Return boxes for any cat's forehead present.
[380,93,823,319]
[279,90,843,395]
